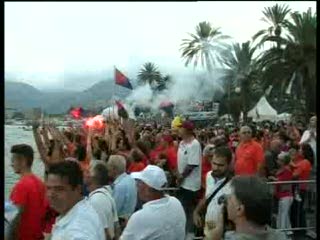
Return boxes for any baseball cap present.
[131,165,167,190]
[182,120,195,130]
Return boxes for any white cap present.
[131,165,167,190]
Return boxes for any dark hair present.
[283,155,291,165]
[47,140,55,157]
[214,146,232,164]
[214,136,228,147]
[116,136,131,151]
[290,143,300,151]
[231,176,272,226]
[11,144,34,167]
[75,145,86,162]
[92,149,101,160]
[233,127,239,133]
[279,131,290,142]
[122,137,131,150]
[131,149,143,163]
[47,161,83,189]
[64,131,74,142]
[98,139,108,151]
[300,143,314,166]
[92,163,109,186]
[75,134,82,144]
[255,130,264,141]
[136,140,151,156]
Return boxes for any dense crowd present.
[5,115,317,240]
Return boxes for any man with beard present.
[193,146,233,239]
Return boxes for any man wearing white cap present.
[120,165,186,240]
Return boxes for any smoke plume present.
[124,70,225,114]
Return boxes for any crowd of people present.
[5,114,317,240]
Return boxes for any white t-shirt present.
[177,138,202,191]
[88,186,119,239]
[300,129,317,162]
[205,171,232,223]
[51,199,105,240]
[120,195,186,240]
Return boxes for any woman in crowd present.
[269,152,294,238]
[290,143,313,233]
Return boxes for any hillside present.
[5,80,131,114]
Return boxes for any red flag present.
[115,100,129,119]
[115,68,133,90]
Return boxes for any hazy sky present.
[5,1,316,90]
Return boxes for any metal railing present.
[163,179,316,240]
[268,179,316,237]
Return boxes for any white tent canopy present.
[277,112,292,121]
[248,96,277,121]
[220,114,231,120]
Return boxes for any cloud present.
[5,1,316,90]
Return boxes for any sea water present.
[4,125,44,200]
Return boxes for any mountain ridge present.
[5,80,131,114]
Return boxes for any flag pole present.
[113,66,116,119]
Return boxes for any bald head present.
[107,155,126,177]
[240,126,252,142]
[240,126,252,133]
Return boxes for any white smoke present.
[124,70,225,114]
[101,103,136,120]
[126,84,153,107]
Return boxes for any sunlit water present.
[5,125,45,200]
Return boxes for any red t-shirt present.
[141,155,149,166]
[201,156,212,188]
[229,136,239,153]
[42,204,58,234]
[235,140,264,176]
[128,162,146,173]
[149,145,165,164]
[293,159,312,191]
[10,174,47,240]
[165,145,178,171]
[275,167,293,199]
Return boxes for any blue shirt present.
[112,173,137,218]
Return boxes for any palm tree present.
[218,41,263,122]
[257,8,316,117]
[137,62,162,88]
[252,3,291,49]
[156,74,172,92]
[180,21,230,72]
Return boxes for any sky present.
[5,1,316,91]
